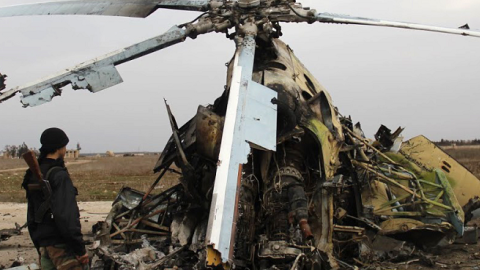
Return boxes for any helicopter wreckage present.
[1,0,480,269]
[86,40,480,270]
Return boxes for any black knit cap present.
[39,127,69,153]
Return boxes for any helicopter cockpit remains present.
[1,0,480,269]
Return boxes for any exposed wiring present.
[179,12,209,28]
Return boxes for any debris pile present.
[0,223,24,242]
[90,186,194,270]
[89,114,479,269]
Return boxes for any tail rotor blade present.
[206,32,277,263]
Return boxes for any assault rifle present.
[23,150,53,223]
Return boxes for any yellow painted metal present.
[353,160,453,211]
[304,118,340,179]
[379,218,452,235]
[315,189,335,268]
[288,45,344,141]
[256,40,342,269]
[206,245,228,269]
[400,135,480,207]
[260,39,344,143]
[378,193,411,210]
[435,169,465,234]
[360,180,391,216]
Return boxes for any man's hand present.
[76,253,89,265]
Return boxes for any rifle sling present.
[34,166,63,224]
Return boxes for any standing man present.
[22,128,89,270]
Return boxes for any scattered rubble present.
[88,109,480,269]
[0,223,24,242]
[3,263,39,270]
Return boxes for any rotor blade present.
[0,25,189,106]
[315,13,480,38]
[0,0,209,18]
[206,33,277,263]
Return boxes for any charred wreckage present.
[88,43,480,269]
[1,0,480,269]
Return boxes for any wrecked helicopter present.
[1,0,480,269]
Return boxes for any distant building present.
[65,149,80,159]
[2,151,11,159]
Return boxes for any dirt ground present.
[2,203,480,269]
[0,201,112,268]
[0,155,179,202]
[0,155,176,269]
[0,159,93,173]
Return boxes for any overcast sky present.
[1,0,479,153]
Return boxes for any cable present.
[179,12,208,28]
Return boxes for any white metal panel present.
[244,81,277,151]
[20,87,56,107]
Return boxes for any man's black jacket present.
[22,158,86,256]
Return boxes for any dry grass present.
[444,147,480,178]
[0,159,25,170]
[0,147,478,203]
[0,155,179,202]
[445,147,480,161]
